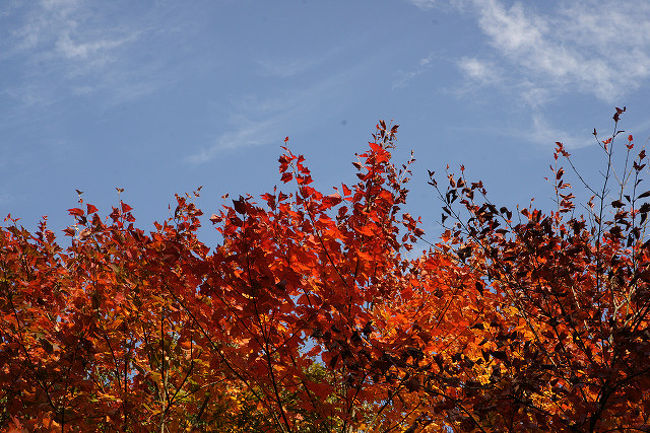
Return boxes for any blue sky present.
[2,0,649,245]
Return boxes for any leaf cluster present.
[1,114,649,433]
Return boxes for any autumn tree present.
[420,107,650,432]
[0,121,430,432]
[1,110,648,433]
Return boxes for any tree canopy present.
[1,111,648,432]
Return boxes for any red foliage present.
[1,113,648,432]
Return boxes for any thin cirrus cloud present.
[185,118,279,164]
[185,76,341,164]
[406,0,650,148]
[55,32,134,62]
[468,0,650,149]
[1,0,150,109]
[7,0,132,65]
[456,57,499,86]
[392,53,435,89]
[411,0,650,102]
[472,0,650,103]
[408,0,650,104]
[406,0,438,11]
[187,55,376,164]
[526,113,592,149]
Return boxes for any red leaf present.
[233,197,247,214]
[86,204,98,214]
[68,208,84,217]
[613,106,626,121]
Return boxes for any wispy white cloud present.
[518,82,552,109]
[55,32,133,61]
[185,118,277,164]
[187,59,374,163]
[470,0,650,103]
[256,46,343,79]
[407,0,468,12]
[185,81,328,163]
[526,113,592,149]
[1,84,48,109]
[406,0,437,10]
[393,53,435,89]
[0,0,155,109]
[8,0,133,62]
[457,56,499,86]
[410,0,650,148]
